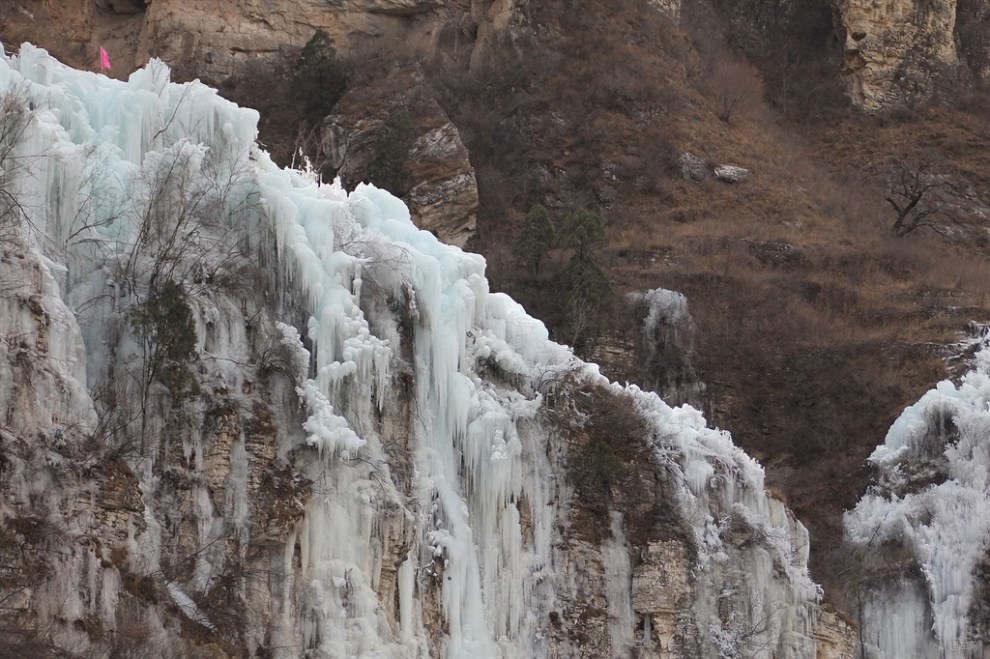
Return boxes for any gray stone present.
[678,152,708,181]
[714,164,751,183]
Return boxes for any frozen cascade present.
[845,328,990,658]
[0,44,831,657]
[629,287,705,408]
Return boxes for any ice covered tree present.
[513,204,555,277]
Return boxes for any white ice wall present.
[846,331,990,658]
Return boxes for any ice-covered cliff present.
[0,44,841,657]
[844,327,990,659]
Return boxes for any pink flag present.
[99,47,111,71]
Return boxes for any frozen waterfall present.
[0,43,828,658]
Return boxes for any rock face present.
[815,605,858,659]
[832,0,959,110]
[1,0,525,82]
[631,541,695,656]
[321,65,478,247]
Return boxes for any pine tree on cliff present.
[513,204,555,277]
[292,30,347,118]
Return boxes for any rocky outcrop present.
[321,65,478,246]
[815,605,858,659]
[2,0,526,82]
[631,541,696,656]
[714,164,751,183]
[832,0,959,110]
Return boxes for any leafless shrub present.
[708,58,767,124]
[0,86,31,240]
[883,156,953,236]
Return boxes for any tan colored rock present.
[3,0,522,87]
[833,0,959,111]
[814,603,858,659]
[632,540,695,657]
[138,0,517,83]
[406,126,479,247]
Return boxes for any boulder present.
[714,164,750,183]
[677,152,708,181]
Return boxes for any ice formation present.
[630,287,704,407]
[845,328,990,658]
[0,44,828,657]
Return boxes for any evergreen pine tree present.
[561,208,605,259]
[512,204,555,277]
[292,30,347,118]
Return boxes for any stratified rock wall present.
[0,0,522,78]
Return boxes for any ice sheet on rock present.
[166,582,217,631]
[846,333,990,657]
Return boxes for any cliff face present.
[829,0,990,110]
[832,0,959,110]
[319,65,479,247]
[0,45,850,658]
[1,0,523,81]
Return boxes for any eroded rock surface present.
[1,0,525,83]
[833,0,959,110]
[321,65,478,246]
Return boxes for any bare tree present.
[883,157,950,236]
[709,58,765,125]
[0,87,33,300]
[0,87,31,238]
